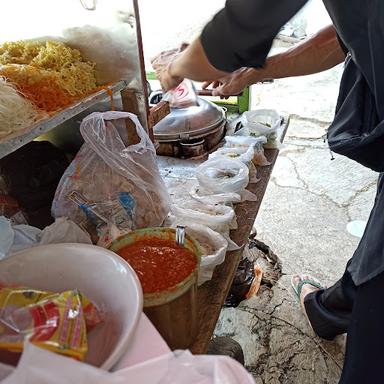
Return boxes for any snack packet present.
[0,287,102,360]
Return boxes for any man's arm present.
[154,0,308,91]
[202,25,346,96]
[243,25,345,81]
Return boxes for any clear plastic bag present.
[162,79,198,108]
[189,187,242,206]
[184,224,228,285]
[52,112,171,236]
[224,135,270,166]
[171,202,235,233]
[208,145,254,164]
[196,158,249,195]
[240,109,282,149]
[169,202,240,251]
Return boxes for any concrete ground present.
[214,46,378,383]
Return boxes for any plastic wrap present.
[196,158,249,195]
[52,112,171,237]
[63,22,138,85]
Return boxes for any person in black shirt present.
[153,1,384,383]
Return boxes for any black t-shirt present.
[200,0,307,72]
[201,0,384,286]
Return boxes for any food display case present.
[0,0,150,158]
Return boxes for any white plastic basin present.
[0,243,143,370]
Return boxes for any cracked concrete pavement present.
[215,44,379,383]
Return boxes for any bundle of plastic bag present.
[52,112,171,238]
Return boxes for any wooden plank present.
[132,0,151,138]
[190,120,289,354]
[121,88,141,145]
[148,101,170,130]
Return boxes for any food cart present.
[0,0,288,380]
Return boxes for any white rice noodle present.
[0,77,39,139]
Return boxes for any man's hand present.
[201,67,256,98]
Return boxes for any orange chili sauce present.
[117,238,197,293]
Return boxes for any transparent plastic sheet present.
[1,0,141,89]
[240,109,282,149]
[0,344,255,384]
[224,135,270,166]
[62,19,138,85]
[39,217,92,245]
[52,112,171,238]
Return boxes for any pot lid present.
[153,98,225,141]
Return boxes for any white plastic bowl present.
[0,243,143,370]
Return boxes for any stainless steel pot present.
[153,97,227,158]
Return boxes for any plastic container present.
[108,227,201,350]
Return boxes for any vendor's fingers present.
[179,42,190,52]
[201,81,213,89]
[212,85,229,97]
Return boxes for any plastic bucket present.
[109,227,201,350]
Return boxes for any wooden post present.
[120,88,141,145]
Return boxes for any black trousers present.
[304,266,384,383]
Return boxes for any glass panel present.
[1,0,142,88]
